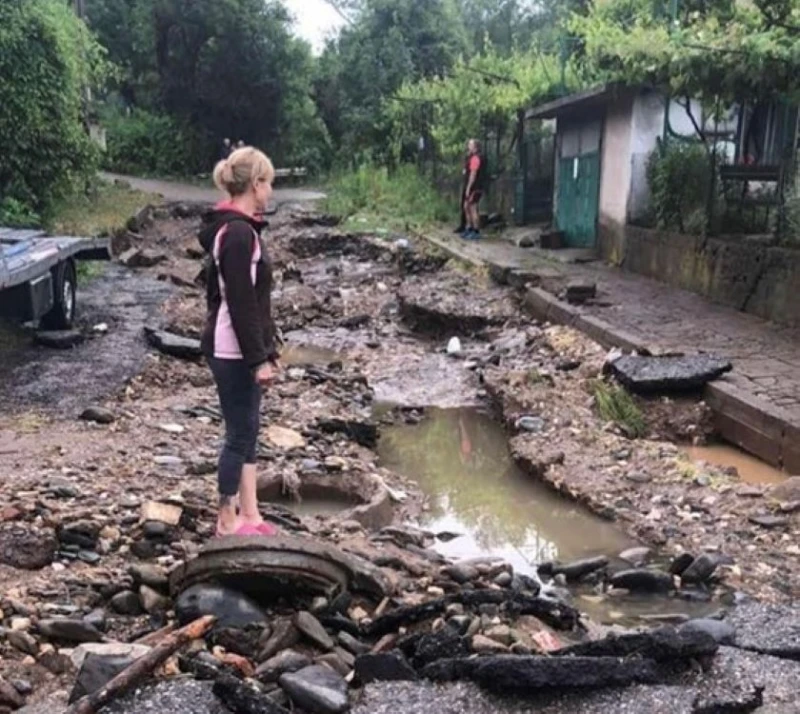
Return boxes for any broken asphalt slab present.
[607,354,733,394]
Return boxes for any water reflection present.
[378,407,634,575]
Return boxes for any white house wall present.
[598,94,634,227]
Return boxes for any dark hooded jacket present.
[198,203,278,369]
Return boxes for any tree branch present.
[676,96,706,145]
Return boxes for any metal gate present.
[556,120,602,248]
[514,133,555,225]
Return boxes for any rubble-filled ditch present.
[0,203,797,714]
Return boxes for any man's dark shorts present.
[466,190,483,205]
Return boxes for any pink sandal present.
[253,521,279,536]
[215,523,264,538]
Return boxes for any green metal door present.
[556,120,602,248]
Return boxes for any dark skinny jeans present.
[207,357,261,497]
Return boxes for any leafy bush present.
[0,1,105,217]
[323,164,453,230]
[102,107,204,177]
[646,141,716,235]
[592,380,647,438]
[0,198,40,228]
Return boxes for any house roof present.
[526,83,630,120]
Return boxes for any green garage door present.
[556,120,602,248]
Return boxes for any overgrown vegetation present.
[46,182,160,238]
[592,380,647,439]
[323,165,452,231]
[0,0,107,222]
[646,142,717,235]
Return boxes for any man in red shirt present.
[462,139,487,240]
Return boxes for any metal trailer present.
[0,228,110,329]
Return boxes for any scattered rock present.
[279,665,350,714]
[256,649,312,683]
[213,673,289,714]
[770,477,800,503]
[516,416,546,434]
[441,563,479,584]
[669,553,695,576]
[7,630,38,656]
[79,406,116,425]
[110,590,144,616]
[58,521,100,549]
[565,282,597,305]
[680,554,718,585]
[35,330,85,349]
[748,514,789,529]
[295,611,335,651]
[609,569,673,593]
[356,652,418,684]
[607,354,732,394]
[141,501,183,526]
[176,584,267,629]
[259,618,301,661]
[119,247,167,268]
[130,563,169,590]
[545,556,609,583]
[37,618,104,644]
[0,526,58,570]
[139,585,170,613]
[0,676,24,709]
[338,631,370,657]
[144,328,203,360]
[619,547,651,566]
[471,634,509,654]
[267,426,307,450]
[69,644,151,704]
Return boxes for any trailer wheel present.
[41,260,77,330]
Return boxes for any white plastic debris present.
[447,337,462,355]
[92,323,109,334]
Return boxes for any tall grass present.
[592,380,647,439]
[323,164,453,232]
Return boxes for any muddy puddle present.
[685,443,787,485]
[379,407,722,626]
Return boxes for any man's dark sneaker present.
[454,225,466,234]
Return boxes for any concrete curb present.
[414,230,799,472]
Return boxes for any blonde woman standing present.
[199,147,280,537]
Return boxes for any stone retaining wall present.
[599,222,800,328]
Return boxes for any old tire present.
[41,260,77,330]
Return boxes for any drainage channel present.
[378,406,723,627]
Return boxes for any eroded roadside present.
[0,205,797,714]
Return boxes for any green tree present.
[315,0,467,161]
[0,0,106,219]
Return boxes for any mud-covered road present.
[0,199,798,714]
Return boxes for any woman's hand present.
[255,362,277,385]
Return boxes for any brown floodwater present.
[685,444,787,485]
[378,407,722,626]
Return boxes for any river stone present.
[69,643,151,704]
[58,521,100,549]
[338,631,370,656]
[441,563,479,584]
[260,618,302,661]
[549,556,609,583]
[139,585,170,613]
[356,652,418,684]
[8,630,39,656]
[770,477,800,502]
[256,649,312,683]
[176,584,267,629]
[680,554,718,585]
[555,627,719,662]
[0,676,24,709]
[619,547,651,566]
[130,563,169,591]
[79,406,116,425]
[144,327,202,360]
[669,553,695,576]
[0,526,57,570]
[279,665,350,714]
[679,619,736,645]
[423,655,659,691]
[607,354,732,394]
[609,569,674,593]
[38,618,104,644]
[295,611,335,651]
[110,590,144,616]
[213,673,290,714]
[749,514,789,529]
